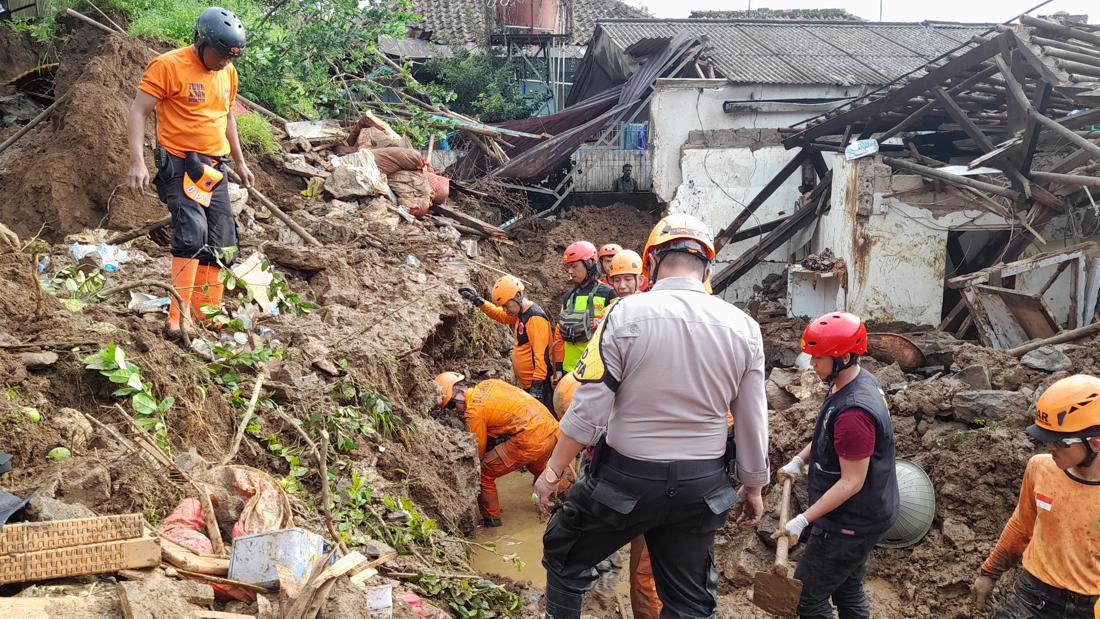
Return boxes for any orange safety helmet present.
[598,243,623,259]
[800,312,868,357]
[608,249,643,277]
[553,372,580,419]
[641,214,715,284]
[563,241,597,264]
[434,371,465,410]
[1030,374,1100,442]
[490,275,524,306]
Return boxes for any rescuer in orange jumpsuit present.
[436,372,559,527]
[461,275,553,410]
[551,248,662,619]
[597,243,622,285]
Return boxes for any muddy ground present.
[0,19,1095,619]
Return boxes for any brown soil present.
[0,29,38,84]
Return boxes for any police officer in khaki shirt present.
[534,214,770,619]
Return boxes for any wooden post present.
[882,157,1023,201]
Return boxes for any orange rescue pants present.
[630,536,662,619]
[478,439,553,519]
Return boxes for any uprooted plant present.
[83,343,174,453]
[406,572,523,619]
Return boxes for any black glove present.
[459,287,485,305]
[528,382,545,401]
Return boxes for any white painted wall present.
[815,157,1006,326]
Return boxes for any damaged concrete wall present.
[1016,217,1100,325]
[815,156,1004,326]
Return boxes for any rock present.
[47,408,94,452]
[768,367,801,390]
[57,461,112,504]
[765,380,798,411]
[24,495,97,521]
[942,518,975,549]
[873,363,908,393]
[281,153,328,178]
[322,578,375,618]
[1020,346,1072,373]
[0,221,20,253]
[916,419,930,436]
[228,182,248,216]
[951,390,1028,423]
[118,578,212,619]
[18,351,58,369]
[955,365,991,390]
[921,421,970,449]
[363,197,401,228]
[360,539,397,560]
[788,370,825,401]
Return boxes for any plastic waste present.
[128,292,170,314]
[68,243,131,271]
[405,255,421,268]
[844,138,879,161]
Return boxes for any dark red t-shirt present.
[833,407,876,460]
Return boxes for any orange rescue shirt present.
[139,46,238,158]
[982,454,1100,596]
[478,301,552,389]
[463,379,559,460]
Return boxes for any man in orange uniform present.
[551,247,661,619]
[972,374,1100,618]
[460,276,553,409]
[436,372,559,528]
[126,7,254,336]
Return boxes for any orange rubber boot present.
[191,265,225,323]
[167,257,199,335]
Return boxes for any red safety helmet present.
[801,312,867,358]
[563,241,597,264]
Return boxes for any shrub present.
[235,111,280,156]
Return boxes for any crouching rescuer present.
[972,374,1100,618]
[126,7,255,336]
[534,214,769,619]
[773,312,899,619]
[435,372,560,528]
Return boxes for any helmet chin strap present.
[1078,439,1097,468]
[827,354,859,385]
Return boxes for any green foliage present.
[115,0,261,44]
[83,343,173,453]
[235,111,281,156]
[331,470,442,553]
[215,261,313,317]
[206,343,283,407]
[423,53,536,123]
[408,573,523,618]
[44,266,106,312]
[329,376,411,442]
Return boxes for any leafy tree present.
[424,52,537,123]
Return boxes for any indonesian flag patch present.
[1035,493,1054,512]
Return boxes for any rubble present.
[1020,346,1073,372]
[951,390,1030,424]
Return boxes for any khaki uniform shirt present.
[561,276,770,487]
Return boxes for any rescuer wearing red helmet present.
[773,311,899,619]
[552,241,615,377]
[537,214,769,619]
[597,243,622,284]
[460,275,554,409]
[972,374,1100,618]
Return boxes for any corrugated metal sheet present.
[596,20,992,86]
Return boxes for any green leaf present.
[112,344,126,369]
[132,392,157,415]
[47,447,71,460]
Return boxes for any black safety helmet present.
[195,7,246,59]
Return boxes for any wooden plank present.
[882,157,1022,201]
[972,288,1032,348]
[948,242,1094,288]
[1019,82,1053,174]
[1074,255,1088,329]
[784,37,1003,147]
[1005,319,1100,356]
[1032,171,1100,188]
[713,148,810,249]
[976,285,1059,341]
[960,288,995,346]
[431,204,506,238]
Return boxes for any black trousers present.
[542,448,738,619]
[154,153,237,266]
[793,527,881,619]
[991,570,1098,619]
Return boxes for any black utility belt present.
[602,446,725,480]
[1020,570,1099,605]
[155,147,227,171]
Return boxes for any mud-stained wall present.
[815,157,1004,326]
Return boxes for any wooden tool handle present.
[774,477,794,573]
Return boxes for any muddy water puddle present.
[470,472,630,595]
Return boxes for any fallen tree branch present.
[221,372,266,466]
[0,340,98,349]
[270,407,346,553]
[97,280,191,349]
[0,91,69,155]
[106,215,172,245]
[226,169,322,247]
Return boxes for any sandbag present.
[356,127,406,150]
[372,147,426,174]
[388,170,432,217]
[426,172,450,205]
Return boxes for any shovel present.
[752,477,803,617]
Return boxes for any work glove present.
[777,454,806,483]
[771,513,809,548]
[528,382,545,401]
[971,572,997,611]
[459,286,485,306]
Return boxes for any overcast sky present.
[625,0,1088,22]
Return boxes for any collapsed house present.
[704,14,1100,350]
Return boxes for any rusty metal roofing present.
[407,0,650,46]
[595,19,994,86]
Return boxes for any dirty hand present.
[733,485,764,526]
[528,382,545,401]
[458,287,485,305]
[772,513,809,547]
[533,468,563,514]
[778,455,806,483]
[971,573,996,610]
[127,160,150,190]
[236,162,255,189]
